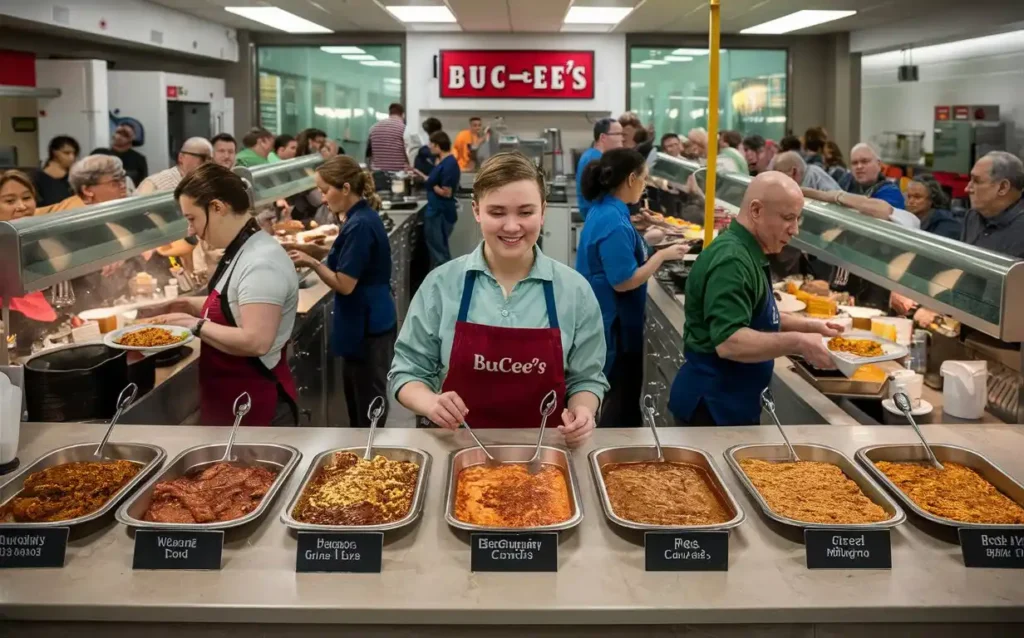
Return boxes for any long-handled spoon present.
[761,388,799,462]
[363,396,386,460]
[640,394,665,462]
[893,391,944,470]
[93,383,138,459]
[527,390,559,474]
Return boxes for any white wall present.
[861,30,1024,156]
[35,59,109,159]
[108,71,169,172]
[1,0,238,61]
[405,33,626,134]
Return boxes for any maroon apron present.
[198,221,298,426]
[440,271,566,428]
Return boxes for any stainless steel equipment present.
[542,128,565,178]
[932,105,1006,174]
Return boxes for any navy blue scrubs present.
[424,154,460,269]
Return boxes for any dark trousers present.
[424,213,454,269]
[341,328,396,428]
[599,351,644,428]
[674,399,717,427]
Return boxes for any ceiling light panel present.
[320,46,365,54]
[342,54,376,60]
[640,59,669,65]
[225,7,332,33]
[741,10,856,35]
[631,63,652,70]
[563,7,635,25]
[361,60,401,67]
[664,56,693,62]
[385,5,457,23]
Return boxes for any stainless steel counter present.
[2,423,1023,634]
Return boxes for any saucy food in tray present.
[1,460,141,523]
[601,461,731,526]
[116,327,188,348]
[827,336,883,358]
[875,461,1024,525]
[738,458,888,524]
[455,464,571,528]
[292,452,420,526]
[142,462,277,524]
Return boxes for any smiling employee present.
[668,172,842,426]
[576,149,688,427]
[389,152,609,447]
[290,156,397,428]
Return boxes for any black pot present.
[25,344,128,422]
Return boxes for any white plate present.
[882,398,934,417]
[838,305,885,319]
[823,331,909,377]
[774,291,806,314]
[103,324,194,353]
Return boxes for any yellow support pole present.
[703,0,721,246]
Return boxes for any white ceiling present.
[148,0,1024,35]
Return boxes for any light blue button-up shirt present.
[388,243,609,402]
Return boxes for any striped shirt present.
[368,116,409,171]
[137,166,183,194]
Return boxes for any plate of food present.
[773,291,806,313]
[824,332,908,377]
[104,324,194,352]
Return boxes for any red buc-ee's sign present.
[439,50,595,99]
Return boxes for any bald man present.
[668,172,843,426]
[136,137,214,195]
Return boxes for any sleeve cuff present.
[567,381,608,403]
[389,374,439,402]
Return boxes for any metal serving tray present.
[116,443,301,531]
[280,446,431,533]
[0,442,166,528]
[789,356,888,399]
[724,443,905,530]
[444,445,584,533]
[589,446,745,532]
[857,444,1024,529]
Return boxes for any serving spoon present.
[461,420,500,467]
[93,383,138,459]
[189,392,251,475]
[640,394,665,462]
[893,391,944,470]
[363,396,386,460]
[527,390,559,474]
[761,388,799,462]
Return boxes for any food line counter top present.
[2,422,1023,633]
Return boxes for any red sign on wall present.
[952,105,970,120]
[934,106,950,121]
[439,50,595,99]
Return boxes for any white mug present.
[889,372,924,408]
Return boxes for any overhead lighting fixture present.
[319,46,364,54]
[342,54,376,61]
[741,10,856,35]
[563,6,634,25]
[664,56,693,62]
[225,7,332,33]
[361,60,400,67]
[672,48,709,56]
[640,59,669,66]
[385,5,456,23]
[383,78,402,84]
[631,63,652,70]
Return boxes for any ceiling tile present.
[447,0,512,32]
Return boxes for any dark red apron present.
[198,221,298,426]
[440,271,566,428]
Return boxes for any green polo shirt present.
[235,148,268,167]
[388,243,610,402]
[683,220,770,353]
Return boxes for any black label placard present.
[959,528,1024,568]
[133,530,223,570]
[805,529,891,569]
[470,533,557,572]
[0,527,69,569]
[644,531,729,571]
[296,532,383,573]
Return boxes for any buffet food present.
[738,458,888,524]
[455,464,571,528]
[115,326,188,348]
[273,219,304,236]
[0,460,141,523]
[600,461,731,526]
[851,364,888,383]
[874,461,1024,525]
[142,462,278,524]
[827,336,884,358]
[292,451,419,526]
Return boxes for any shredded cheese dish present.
[827,336,883,358]
[455,464,571,528]
[292,452,420,526]
[875,461,1024,525]
[601,461,731,526]
[116,327,188,348]
[739,458,888,524]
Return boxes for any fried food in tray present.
[601,461,731,526]
[142,462,277,524]
[827,336,884,358]
[1,460,141,523]
[292,452,420,526]
[875,461,1024,525]
[116,326,188,348]
[455,463,571,528]
[739,458,888,524]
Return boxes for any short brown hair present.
[242,127,273,148]
[388,103,404,116]
[174,162,251,213]
[721,130,742,149]
[0,170,37,201]
[473,152,547,203]
[804,126,829,153]
[618,112,642,129]
[317,155,381,211]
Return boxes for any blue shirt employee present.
[575,117,625,220]
[289,156,397,429]
[418,130,461,269]
[575,148,688,428]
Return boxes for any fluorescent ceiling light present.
[320,46,364,54]
[564,6,634,25]
[225,7,332,33]
[741,10,856,35]
[342,54,376,61]
[672,48,709,56]
[361,60,400,67]
[664,56,693,62]
[383,78,402,84]
[640,59,669,66]
[631,63,652,70]
[385,5,456,23]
